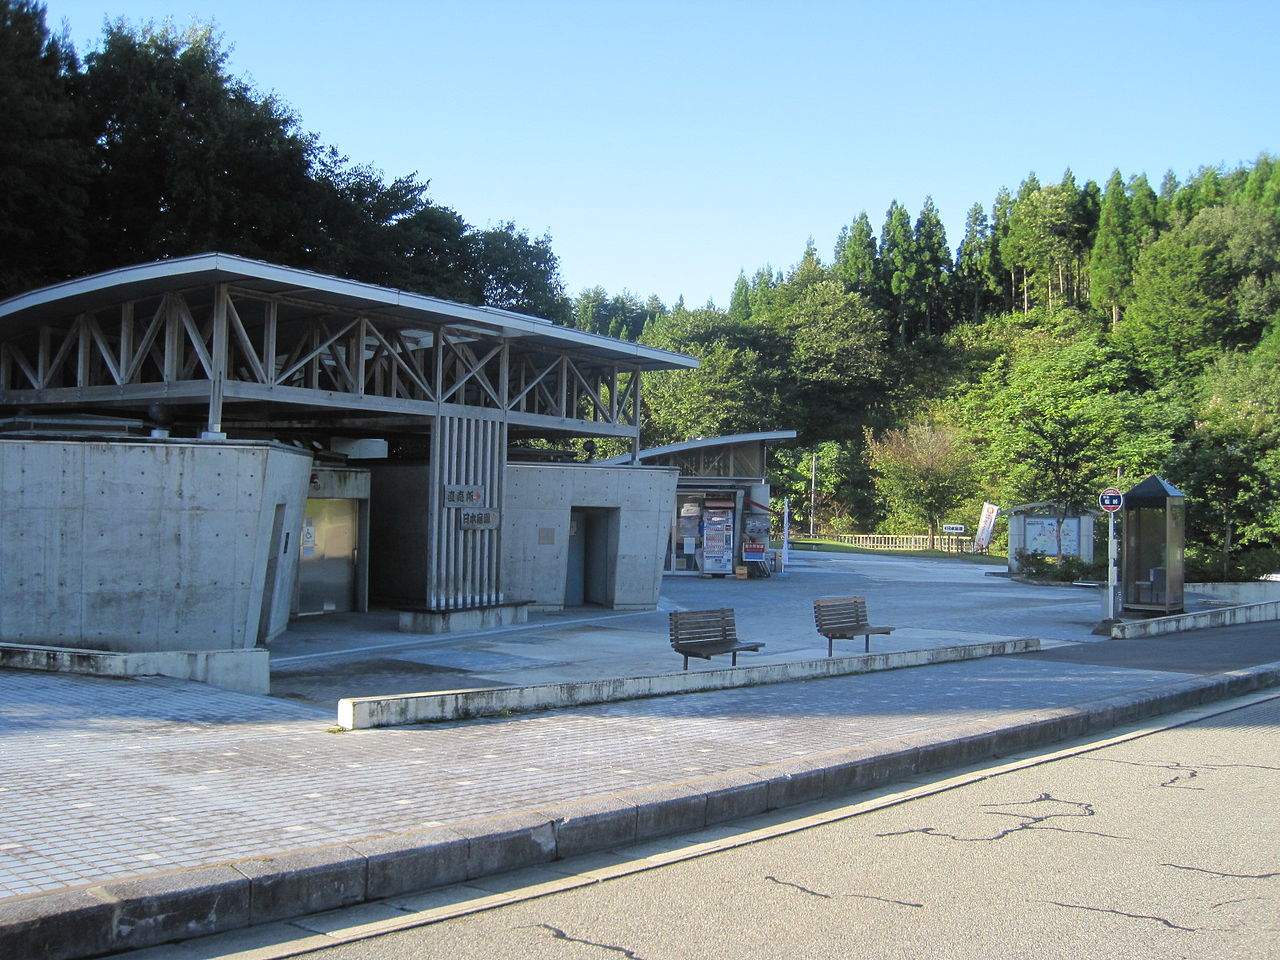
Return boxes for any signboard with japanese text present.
[459,509,500,530]
[444,485,486,508]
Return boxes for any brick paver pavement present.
[0,655,1190,901]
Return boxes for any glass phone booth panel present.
[1120,476,1185,615]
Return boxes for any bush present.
[1014,549,1105,581]
[1185,545,1280,582]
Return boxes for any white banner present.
[975,502,999,549]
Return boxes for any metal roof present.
[0,253,698,373]
[1124,475,1186,506]
[595,430,798,465]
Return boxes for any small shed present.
[1000,502,1098,574]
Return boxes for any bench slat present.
[813,596,895,655]
[669,608,763,669]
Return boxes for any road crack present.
[765,876,922,908]
[1090,757,1280,789]
[1211,897,1267,909]
[765,875,833,898]
[1041,900,1197,932]
[877,792,1127,842]
[1163,863,1280,880]
[530,924,651,959]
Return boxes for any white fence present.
[791,533,981,553]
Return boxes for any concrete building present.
[0,254,694,690]
[599,431,796,575]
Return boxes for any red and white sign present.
[1099,488,1124,512]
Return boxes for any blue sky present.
[48,0,1278,310]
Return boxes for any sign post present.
[780,497,791,576]
[1098,488,1124,622]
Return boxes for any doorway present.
[564,507,619,607]
[297,498,358,615]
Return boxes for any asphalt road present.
[297,696,1280,960]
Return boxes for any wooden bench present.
[669,608,764,670]
[813,596,895,656]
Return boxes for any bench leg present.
[683,654,690,671]
[730,651,738,666]
[827,636,834,657]
[864,634,870,653]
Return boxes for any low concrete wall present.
[398,603,529,634]
[1188,581,1280,604]
[338,638,1041,729]
[0,642,269,695]
[1113,600,1280,639]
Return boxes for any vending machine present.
[701,505,735,575]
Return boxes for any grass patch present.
[782,538,1006,565]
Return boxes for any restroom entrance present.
[565,507,619,607]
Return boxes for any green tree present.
[1003,178,1082,312]
[471,222,569,321]
[639,308,786,445]
[1164,347,1280,579]
[966,334,1169,558]
[953,202,999,323]
[1119,202,1280,385]
[833,212,880,300]
[866,423,975,548]
[726,273,752,323]
[79,21,321,271]
[912,197,951,336]
[1089,170,1133,326]
[999,175,1041,312]
[0,0,89,297]
[991,186,1015,311]
[1128,173,1161,249]
[781,279,889,441]
[879,200,915,346]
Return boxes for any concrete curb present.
[5,660,1279,960]
[1112,600,1280,638]
[0,642,269,695]
[337,638,1042,728]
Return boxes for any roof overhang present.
[0,253,698,373]
[595,430,798,466]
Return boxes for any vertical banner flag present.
[975,502,999,549]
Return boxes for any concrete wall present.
[1188,581,1280,604]
[503,464,677,610]
[0,438,312,653]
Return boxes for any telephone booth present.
[1121,475,1186,615]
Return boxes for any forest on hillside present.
[575,159,1280,580]
[3,2,1277,580]
[0,2,570,318]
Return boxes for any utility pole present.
[809,452,817,538]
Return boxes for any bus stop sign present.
[1099,488,1124,512]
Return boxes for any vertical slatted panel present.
[428,413,506,610]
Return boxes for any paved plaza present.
[267,551,1110,705]
[1,550,1277,959]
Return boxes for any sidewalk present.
[2,552,1278,959]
